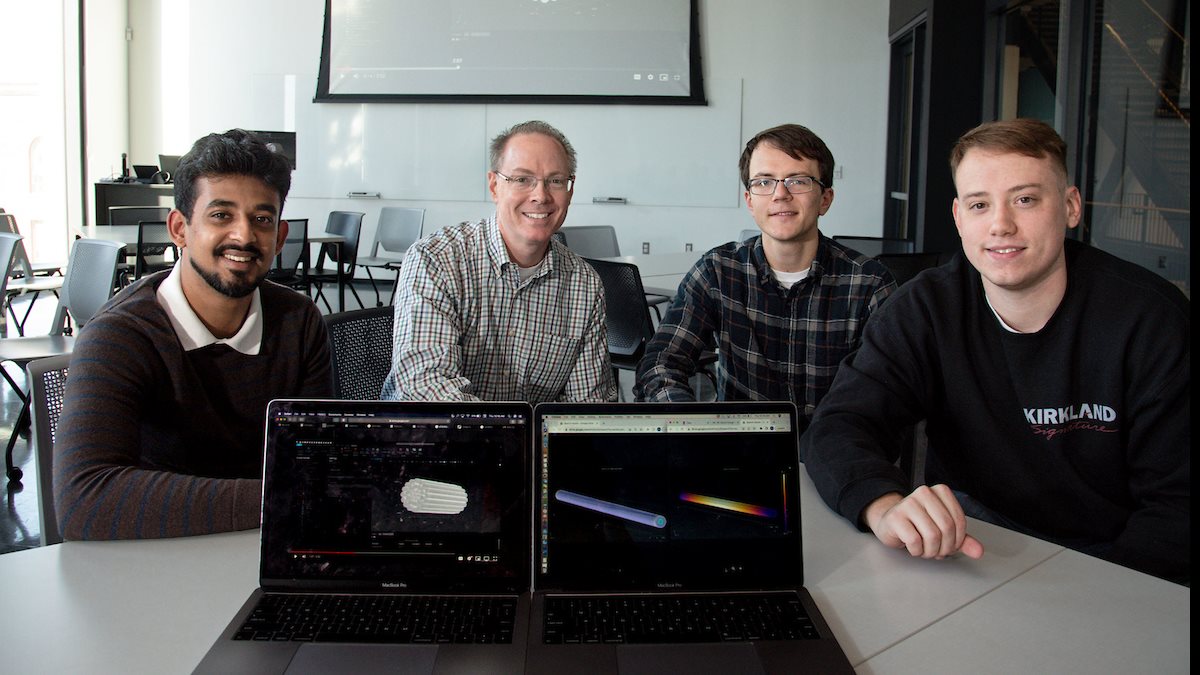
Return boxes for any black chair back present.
[876,252,943,285]
[831,235,915,257]
[133,221,177,279]
[324,305,395,399]
[584,258,654,363]
[269,218,310,289]
[108,206,170,227]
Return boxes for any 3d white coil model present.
[400,478,469,515]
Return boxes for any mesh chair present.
[2,236,124,482]
[132,221,178,280]
[875,252,942,286]
[357,207,424,306]
[585,258,716,400]
[830,235,914,257]
[562,225,670,320]
[324,305,395,400]
[26,353,70,545]
[267,218,311,293]
[108,206,170,284]
[311,211,366,313]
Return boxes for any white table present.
[858,548,1190,673]
[4,470,1176,674]
[76,224,349,312]
[0,529,259,674]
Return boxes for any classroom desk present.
[2,470,1169,674]
[597,251,699,298]
[75,224,349,311]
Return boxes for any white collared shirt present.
[156,262,263,354]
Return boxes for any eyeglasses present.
[746,176,825,195]
[494,171,574,193]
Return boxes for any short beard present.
[190,253,263,299]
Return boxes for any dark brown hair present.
[739,124,835,190]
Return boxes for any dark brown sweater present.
[54,273,334,539]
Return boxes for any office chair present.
[562,225,671,320]
[27,353,70,545]
[584,258,716,400]
[830,235,914,257]
[132,221,178,280]
[267,218,311,293]
[2,213,63,277]
[107,205,170,227]
[324,305,395,400]
[739,228,758,243]
[311,211,366,313]
[875,252,942,286]
[357,207,424,306]
[2,235,125,482]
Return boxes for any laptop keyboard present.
[542,592,820,644]
[234,593,518,644]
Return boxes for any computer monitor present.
[248,130,297,169]
[157,154,181,182]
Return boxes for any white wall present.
[85,0,129,193]
[119,0,890,258]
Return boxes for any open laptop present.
[528,402,853,674]
[158,153,181,182]
[194,400,533,675]
[131,164,159,182]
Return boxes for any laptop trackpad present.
[286,644,438,675]
[616,643,764,675]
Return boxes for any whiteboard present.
[291,78,487,200]
[291,76,741,208]
[483,77,741,208]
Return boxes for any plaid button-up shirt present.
[383,216,617,403]
[635,235,895,424]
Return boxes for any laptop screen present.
[260,400,531,593]
[535,402,802,592]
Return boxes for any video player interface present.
[261,405,527,584]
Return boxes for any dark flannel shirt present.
[634,235,895,424]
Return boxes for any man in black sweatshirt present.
[801,118,1189,584]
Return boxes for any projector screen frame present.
[314,0,707,106]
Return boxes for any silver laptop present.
[194,400,533,675]
[528,402,853,675]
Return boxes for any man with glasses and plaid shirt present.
[635,124,895,425]
[382,120,617,403]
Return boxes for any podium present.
[94,182,174,225]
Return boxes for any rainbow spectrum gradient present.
[679,492,777,518]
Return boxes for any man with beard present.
[54,129,333,539]
[382,120,616,403]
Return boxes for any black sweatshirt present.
[802,239,1190,583]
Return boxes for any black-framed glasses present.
[495,171,574,193]
[746,176,824,195]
